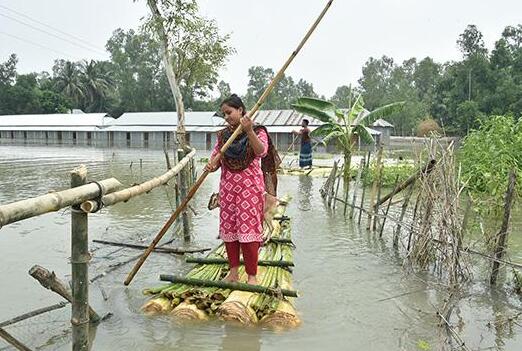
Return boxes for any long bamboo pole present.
[124,0,334,286]
[0,178,121,229]
[159,275,299,298]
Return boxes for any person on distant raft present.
[293,119,313,168]
[205,94,280,285]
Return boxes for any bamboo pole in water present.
[0,302,68,328]
[185,257,295,268]
[490,170,517,285]
[393,181,415,248]
[70,166,90,351]
[379,175,399,238]
[332,165,343,209]
[0,178,121,229]
[358,179,367,225]
[0,328,31,351]
[367,145,383,230]
[124,0,335,285]
[178,149,191,242]
[159,275,299,298]
[348,158,365,218]
[407,193,422,252]
[92,240,210,254]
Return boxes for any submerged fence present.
[0,148,196,351]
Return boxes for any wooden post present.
[393,181,415,248]
[379,175,399,238]
[70,165,90,351]
[332,165,343,209]
[367,144,383,229]
[328,163,339,208]
[407,193,422,252]
[358,183,366,225]
[372,163,384,231]
[178,149,191,242]
[490,170,517,285]
[348,158,365,218]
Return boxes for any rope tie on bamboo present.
[88,180,104,213]
[71,317,90,327]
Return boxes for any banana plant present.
[292,94,404,184]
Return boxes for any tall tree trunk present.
[147,0,186,148]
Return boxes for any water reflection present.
[296,175,312,211]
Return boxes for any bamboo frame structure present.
[0,178,122,228]
[80,149,196,213]
[124,0,335,286]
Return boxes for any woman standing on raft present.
[205,94,279,285]
[294,119,313,168]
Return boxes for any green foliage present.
[243,66,318,109]
[460,115,522,205]
[361,163,415,187]
[357,24,522,136]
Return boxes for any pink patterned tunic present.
[211,129,268,243]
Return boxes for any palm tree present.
[80,60,114,112]
[54,61,85,108]
[292,94,404,184]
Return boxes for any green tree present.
[243,66,316,109]
[0,54,17,86]
[329,85,353,108]
[457,24,488,58]
[53,60,85,108]
[80,60,115,112]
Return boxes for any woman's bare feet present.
[223,267,239,283]
[247,275,257,285]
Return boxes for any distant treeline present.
[0,24,520,136]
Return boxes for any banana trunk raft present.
[141,196,300,329]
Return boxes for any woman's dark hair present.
[302,119,309,126]
[221,94,246,116]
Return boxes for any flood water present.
[0,144,521,351]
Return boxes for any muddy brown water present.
[0,144,521,351]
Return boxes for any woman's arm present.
[204,140,222,172]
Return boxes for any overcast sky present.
[0,0,521,98]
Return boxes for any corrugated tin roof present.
[109,111,220,126]
[0,126,100,132]
[371,118,394,128]
[252,110,322,126]
[0,113,112,127]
